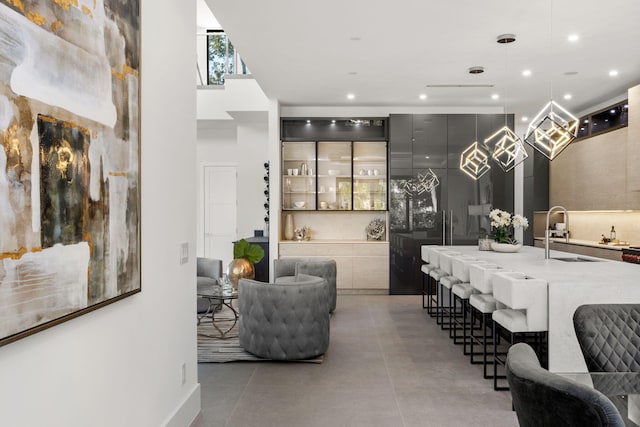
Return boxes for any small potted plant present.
[226,239,265,289]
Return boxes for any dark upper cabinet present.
[389,114,413,170]
[412,114,447,169]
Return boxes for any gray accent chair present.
[573,304,640,372]
[238,275,330,360]
[273,258,337,313]
[506,343,624,427]
[197,257,223,314]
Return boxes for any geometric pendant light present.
[484,33,529,172]
[460,141,491,180]
[523,100,578,160]
[484,126,529,172]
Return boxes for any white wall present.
[0,1,200,426]
[196,121,269,259]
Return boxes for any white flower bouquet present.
[489,209,529,244]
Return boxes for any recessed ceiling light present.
[419,94,427,100]
[306,120,311,124]
[564,71,579,76]
[348,71,358,75]
[331,120,336,124]
[568,34,579,42]
[350,36,361,41]
[491,94,500,100]
[522,69,532,77]
[583,119,589,123]
[609,70,619,77]
[468,66,485,74]
[563,94,572,100]
[425,156,430,159]
[496,34,516,44]
[521,117,529,122]
[610,109,617,114]
[624,104,629,109]
[347,93,355,100]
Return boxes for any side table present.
[197,287,239,339]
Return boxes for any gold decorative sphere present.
[227,258,255,290]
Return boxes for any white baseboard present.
[163,383,201,427]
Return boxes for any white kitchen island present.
[428,245,640,373]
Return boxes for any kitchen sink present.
[552,257,603,262]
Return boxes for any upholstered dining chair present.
[573,304,640,372]
[506,343,625,427]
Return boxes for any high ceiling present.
[205,0,640,120]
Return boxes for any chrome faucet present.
[545,205,569,259]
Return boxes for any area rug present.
[197,323,324,364]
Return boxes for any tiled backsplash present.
[534,211,640,245]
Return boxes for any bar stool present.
[421,245,445,314]
[436,251,463,332]
[428,248,460,325]
[468,262,506,378]
[491,271,548,391]
[450,257,489,352]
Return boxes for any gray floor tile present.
[193,295,518,427]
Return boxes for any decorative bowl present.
[294,201,306,208]
[327,170,340,176]
[491,242,523,253]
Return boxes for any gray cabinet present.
[388,113,514,294]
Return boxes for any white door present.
[203,165,237,267]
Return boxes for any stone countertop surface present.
[432,245,640,373]
[533,237,633,251]
[449,245,638,285]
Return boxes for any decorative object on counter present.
[284,214,294,240]
[293,226,311,241]
[610,226,617,241]
[491,242,523,253]
[478,236,493,251]
[227,239,265,290]
[366,218,386,240]
[263,161,269,237]
[489,209,529,250]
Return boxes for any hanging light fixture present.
[460,115,491,180]
[524,101,578,160]
[483,34,528,172]
[524,0,578,160]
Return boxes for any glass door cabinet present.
[281,141,388,211]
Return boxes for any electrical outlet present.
[181,362,186,385]
[179,242,189,265]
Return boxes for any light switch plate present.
[180,242,189,265]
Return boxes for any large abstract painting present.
[0,0,140,346]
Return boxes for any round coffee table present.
[197,286,239,339]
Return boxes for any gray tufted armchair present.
[273,258,337,313]
[238,275,330,360]
[506,343,624,427]
[573,304,640,372]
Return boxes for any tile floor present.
[192,295,518,427]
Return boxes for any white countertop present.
[434,245,640,372]
[533,237,633,251]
